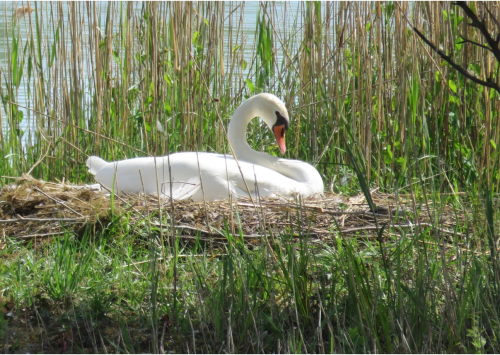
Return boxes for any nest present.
[1,175,470,246]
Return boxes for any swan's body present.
[86,93,323,201]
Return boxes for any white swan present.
[86,93,324,201]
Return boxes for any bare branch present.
[412,26,500,94]
[411,2,500,95]
[455,1,500,63]
[483,1,500,33]
[458,35,493,52]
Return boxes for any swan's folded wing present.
[161,176,201,201]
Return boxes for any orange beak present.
[273,125,286,155]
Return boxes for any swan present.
[86,93,324,201]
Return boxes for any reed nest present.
[1,175,468,245]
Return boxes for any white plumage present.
[86,93,324,201]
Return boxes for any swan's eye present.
[274,111,289,131]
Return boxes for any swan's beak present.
[273,125,286,155]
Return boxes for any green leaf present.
[164,101,171,116]
[449,95,459,104]
[28,55,32,79]
[17,110,24,123]
[385,2,394,17]
[491,140,497,150]
[193,31,200,44]
[163,73,172,86]
[396,157,406,165]
[349,327,359,339]
[490,88,497,99]
[246,79,255,93]
[50,23,60,67]
[448,80,457,93]
[12,36,18,86]
[113,50,120,63]
[384,144,393,164]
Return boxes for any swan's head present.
[254,94,289,155]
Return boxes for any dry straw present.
[1,175,471,250]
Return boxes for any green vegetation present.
[1,2,499,353]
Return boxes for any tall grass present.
[1,206,499,353]
[1,1,500,353]
[1,2,498,192]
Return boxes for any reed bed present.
[0,2,499,192]
[1,2,500,353]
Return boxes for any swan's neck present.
[227,97,323,192]
[228,97,278,168]
[226,96,324,195]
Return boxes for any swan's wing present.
[160,176,201,201]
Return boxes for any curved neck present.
[228,96,277,167]
[227,95,324,193]
[227,98,253,159]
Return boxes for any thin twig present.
[32,186,84,217]
[340,222,467,238]
[0,217,85,223]
[12,231,67,240]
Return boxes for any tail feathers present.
[86,156,108,175]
